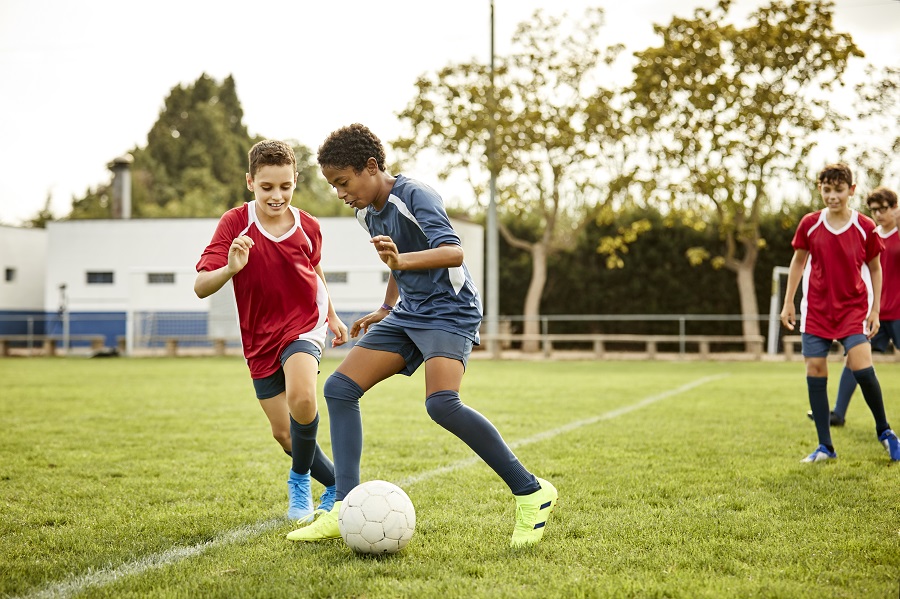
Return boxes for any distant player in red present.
[809,187,900,426]
[781,163,899,463]
[195,140,349,520]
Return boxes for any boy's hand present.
[228,235,254,274]
[350,309,389,338]
[865,312,880,339]
[329,316,349,347]
[371,235,402,270]
[780,304,795,330]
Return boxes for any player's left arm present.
[866,255,882,339]
[314,264,349,347]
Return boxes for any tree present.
[65,74,337,220]
[848,65,900,192]
[628,0,862,342]
[394,8,626,351]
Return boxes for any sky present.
[0,0,898,226]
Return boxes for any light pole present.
[486,0,500,357]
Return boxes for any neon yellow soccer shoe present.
[286,501,341,541]
[510,478,558,548]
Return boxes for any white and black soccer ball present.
[338,480,416,554]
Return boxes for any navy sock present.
[289,413,319,475]
[807,376,832,449]
[852,366,890,435]
[832,366,856,419]
[323,372,364,501]
[425,390,539,496]
[310,446,335,488]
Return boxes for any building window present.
[326,272,348,283]
[86,271,114,284]
[147,272,175,284]
[382,271,392,283]
[4,268,14,282]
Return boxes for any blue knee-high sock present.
[833,366,857,419]
[289,413,319,475]
[323,372,364,501]
[310,445,335,488]
[852,366,890,435]
[284,445,335,487]
[425,390,539,495]
[807,376,833,449]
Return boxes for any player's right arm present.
[194,235,254,298]
[350,273,400,338]
[780,248,808,330]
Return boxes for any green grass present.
[1,357,898,598]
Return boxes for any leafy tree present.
[394,8,626,351]
[64,74,336,220]
[847,65,900,193]
[627,0,863,342]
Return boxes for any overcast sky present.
[0,0,897,226]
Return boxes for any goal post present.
[767,266,790,356]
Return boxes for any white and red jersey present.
[792,209,884,339]
[877,226,900,320]
[196,202,329,379]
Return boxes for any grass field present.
[1,357,898,598]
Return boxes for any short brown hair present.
[248,140,296,178]
[817,163,853,187]
[867,186,898,209]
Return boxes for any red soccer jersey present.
[196,203,329,379]
[877,226,900,320]
[792,209,884,339]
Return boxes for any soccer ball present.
[338,480,416,554]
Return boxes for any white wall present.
[0,225,46,311]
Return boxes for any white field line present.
[19,373,728,599]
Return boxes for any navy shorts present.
[801,332,869,358]
[354,319,473,376]
[253,339,322,400]
[870,320,900,353]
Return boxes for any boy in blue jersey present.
[287,123,557,547]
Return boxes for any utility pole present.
[486,0,500,358]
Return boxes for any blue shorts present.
[801,332,869,358]
[253,339,322,400]
[870,320,900,353]
[355,319,473,376]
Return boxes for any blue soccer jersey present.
[356,174,483,343]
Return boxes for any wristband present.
[380,303,393,311]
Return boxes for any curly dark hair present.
[317,123,386,172]
[817,163,853,187]
[867,186,898,209]
[248,140,296,178]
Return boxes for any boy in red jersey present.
[807,187,900,426]
[781,164,900,462]
[195,140,349,520]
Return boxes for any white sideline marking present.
[400,373,730,486]
[19,373,727,599]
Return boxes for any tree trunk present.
[735,261,762,352]
[521,242,547,353]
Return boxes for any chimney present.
[108,154,134,219]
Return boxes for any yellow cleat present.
[510,478,558,548]
[286,501,341,541]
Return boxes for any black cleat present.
[806,410,845,427]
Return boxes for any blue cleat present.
[287,470,314,523]
[878,429,900,461]
[317,485,336,513]
[800,444,837,463]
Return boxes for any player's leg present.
[846,337,900,460]
[282,342,337,519]
[416,331,556,547]
[801,334,836,462]
[829,364,854,425]
[287,335,407,541]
